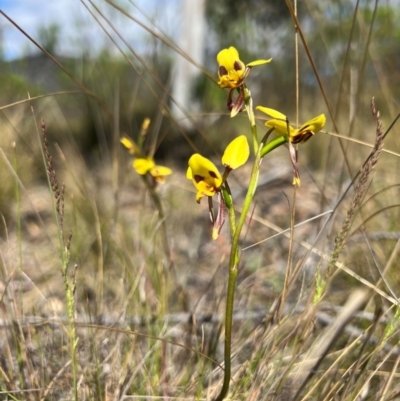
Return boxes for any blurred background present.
[2,0,399,147]
[0,0,399,305]
[1,1,400,398]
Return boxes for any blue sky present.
[0,0,180,60]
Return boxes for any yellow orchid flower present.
[256,107,326,144]
[121,136,172,184]
[217,47,272,89]
[187,135,250,202]
[133,157,155,175]
[256,107,326,186]
[133,157,172,182]
[293,114,327,144]
[149,165,173,183]
[187,136,250,239]
[187,154,222,203]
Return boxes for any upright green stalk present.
[142,177,170,259]
[213,45,325,400]
[214,90,263,401]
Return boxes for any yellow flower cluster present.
[216,46,327,186]
[120,120,172,184]
[186,135,250,239]
[187,135,249,203]
[186,45,327,240]
[257,107,326,145]
[256,106,326,186]
[217,47,272,89]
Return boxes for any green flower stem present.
[141,176,170,259]
[260,135,288,158]
[215,146,262,401]
[214,247,238,401]
[143,177,165,219]
[244,86,258,155]
[215,109,288,401]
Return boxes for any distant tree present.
[37,23,60,54]
[207,0,290,29]
[206,0,303,49]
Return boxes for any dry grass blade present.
[327,98,384,277]
[327,131,400,158]
[293,290,369,400]
[243,209,398,304]
[0,91,95,111]
[379,353,400,400]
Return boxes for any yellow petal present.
[188,154,222,184]
[195,181,217,200]
[212,227,219,240]
[256,106,287,120]
[150,165,172,178]
[217,47,243,74]
[186,166,193,180]
[247,58,272,67]
[133,157,155,175]
[141,118,151,134]
[293,176,301,187]
[222,135,250,170]
[217,76,237,89]
[121,136,139,155]
[265,119,294,137]
[196,190,207,203]
[299,114,326,133]
[291,114,327,143]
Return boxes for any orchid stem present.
[215,88,288,401]
[142,176,171,260]
[261,135,288,157]
[214,92,262,401]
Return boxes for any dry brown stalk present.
[41,119,65,237]
[327,98,384,277]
